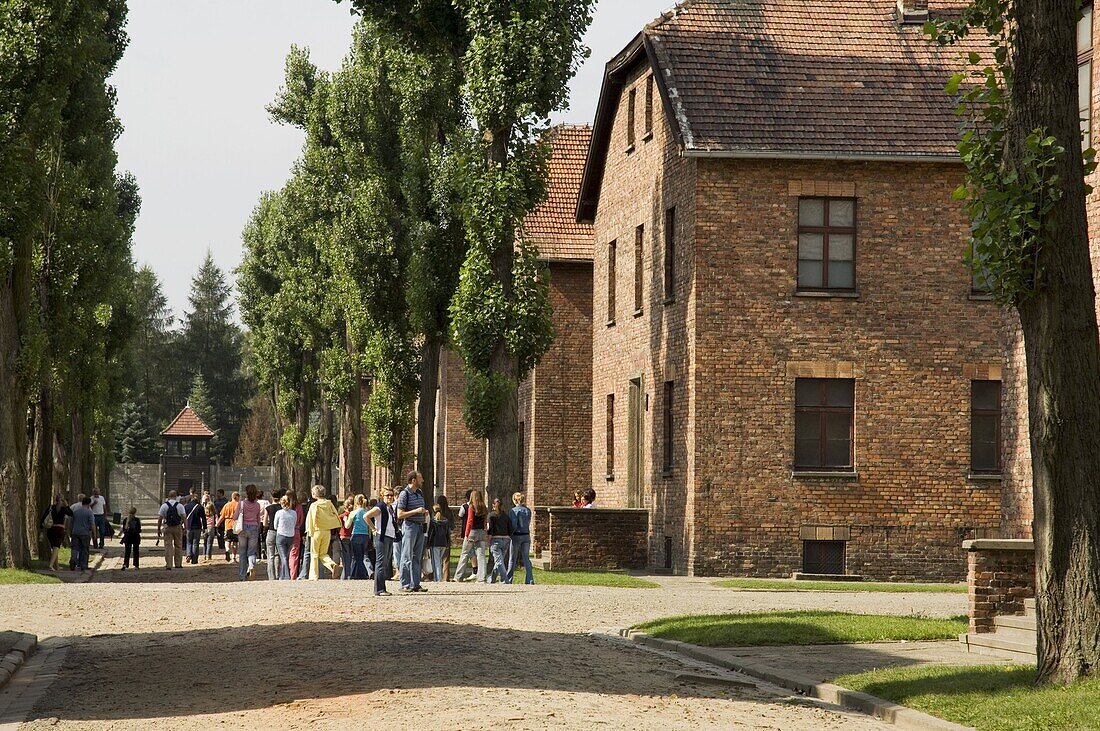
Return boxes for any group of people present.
[142,470,537,595]
[39,488,111,573]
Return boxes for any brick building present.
[577,0,1003,580]
[433,126,595,508]
[1000,3,1097,540]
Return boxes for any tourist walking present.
[337,497,355,579]
[305,485,342,580]
[396,471,429,592]
[232,484,263,580]
[286,489,304,579]
[454,490,488,582]
[364,488,398,596]
[120,508,142,570]
[257,491,270,560]
[202,502,217,561]
[217,491,240,563]
[264,489,284,580]
[273,495,297,580]
[298,488,315,580]
[69,496,96,572]
[158,491,185,570]
[89,487,109,549]
[487,498,513,584]
[212,489,228,550]
[508,492,534,585]
[344,495,371,580]
[427,496,453,582]
[184,494,207,564]
[39,495,71,572]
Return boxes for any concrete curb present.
[0,633,37,692]
[619,629,975,731]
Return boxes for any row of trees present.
[0,1,139,569]
[239,1,594,500]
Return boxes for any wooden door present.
[627,377,644,508]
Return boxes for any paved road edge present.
[0,633,37,692]
[616,629,975,731]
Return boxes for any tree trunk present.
[318,399,334,493]
[0,237,33,569]
[416,333,441,497]
[484,125,521,506]
[340,373,363,500]
[292,373,312,496]
[28,390,54,561]
[68,410,85,500]
[1012,0,1100,685]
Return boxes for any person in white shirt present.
[89,488,109,549]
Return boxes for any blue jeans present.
[204,529,215,559]
[71,534,90,570]
[266,530,280,580]
[374,535,394,594]
[297,534,311,580]
[339,538,354,579]
[431,546,448,582]
[509,535,534,584]
[186,529,201,562]
[93,515,108,548]
[276,534,294,579]
[238,526,259,580]
[351,534,369,580]
[399,522,426,590]
[489,537,511,583]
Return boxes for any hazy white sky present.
[111,0,674,316]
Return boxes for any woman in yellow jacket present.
[305,485,343,580]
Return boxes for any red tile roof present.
[647,0,976,157]
[522,125,594,261]
[578,0,980,221]
[161,406,215,438]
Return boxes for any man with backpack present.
[158,490,186,570]
[396,471,430,593]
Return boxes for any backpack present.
[163,501,182,527]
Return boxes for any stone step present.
[1024,597,1036,615]
[959,632,1036,662]
[994,614,1036,632]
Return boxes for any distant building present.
[577,0,1002,580]
[160,405,215,496]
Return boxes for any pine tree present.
[181,253,246,462]
[114,399,157,464]
[188,374,223,462]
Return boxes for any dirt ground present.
[0,550,966,730]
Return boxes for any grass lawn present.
[633,610,967,647]
[0,568,61,585]
[445,548,658,588]
[834,665,1100,731]
[715,578,966,594]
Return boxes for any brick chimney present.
[897,0,930,25]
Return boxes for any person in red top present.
[453,490,488,582]
[572,490,585,508]
[337,496,354,580]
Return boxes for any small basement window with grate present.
[803,540,846,575]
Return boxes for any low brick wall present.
[964,538,1035,634]
[531,506,551,557]
[546,507,648,571]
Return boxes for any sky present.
[110,0,675,317]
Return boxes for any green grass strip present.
[0,568,61,585]
[715,578,966,593]
[530,567,659,588]
[634,610,967,647]
[834,665,1100,731]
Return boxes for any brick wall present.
[438,348,486,506]
[964,539,1035,633]
[527,261,593,507]
[590,60,696,573]
[531,505,551,556]
[546,507,648,571]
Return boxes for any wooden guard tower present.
[160,405,215,497]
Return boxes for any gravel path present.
[0,553,966,730]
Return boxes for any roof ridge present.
[645,0,694,32]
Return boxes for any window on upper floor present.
[664,207,676,302]
[662,380,674,472]
[627,87,637,149]
[794,378,855,470]
[1081,3,1093,148]
[645,75,655,138]
[797,197,856,291]
[971,243,994,296]
[634,224,644,315]
[971,380,1002,475]
[607,240,617,326]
